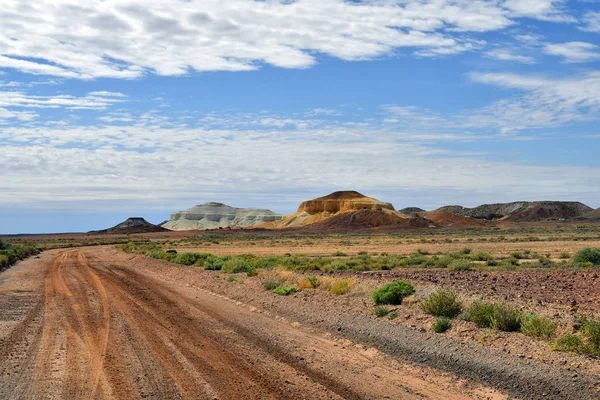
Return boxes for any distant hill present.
[439,201,592,222]
[419,209,487,228]
[92,217,169,234]
[162,202,285,230]
[400,207,425,216]
[583,208,600,220]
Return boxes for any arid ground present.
[2,226,600,399]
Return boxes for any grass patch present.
[553,334,583,353]
[432,317,452,333]
[372,281,414,305]
[448,258,475,271]
[329,279,356,295]
[520,314,557,340]
[420,289,463,318]
[272,286,297,296]
[388,312,398,320]
[262,278,283,291]
[465,301,522,332]
[374,307,390,317]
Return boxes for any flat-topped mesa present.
[297,191,395,214]
[163,202,286,230]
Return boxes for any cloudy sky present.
[1,0,600,233]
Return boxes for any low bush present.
[432,317,452,333]
[520,314,557,340]
[272,286,297,296]
[420,289,463,318]
[581,318,600,355]
[203,255,225,270]
[448,259,474,271]
[574,248,600,266]
[222,257,252,273]
[388,312,398,320]
[372,281,415,305]
[553,334,583,353]
[173,252,207,266]
[465,301,522,332]
[330,279,355,295]
[262,278,283,291]
[374,307,390,317]
[0,241,40,272]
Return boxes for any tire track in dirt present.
[1,248,505,399]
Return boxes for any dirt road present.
[0,247,505,400]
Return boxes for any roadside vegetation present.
[0,239,40,272]
[117,240,600,357]
[117,241,600,274]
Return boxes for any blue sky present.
[1,0,600,233]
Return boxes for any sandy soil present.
[0,247,507,400]
[173,237,600,258]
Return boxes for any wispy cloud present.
[470,71,600,133]
[485,49,536,64]
[580,11,600,33]
[544,41,600,63]
[0,91,126,111]
[0,0,574,79]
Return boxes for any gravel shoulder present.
[106,247,600,399]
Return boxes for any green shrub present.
[333,251,347,257]
[473,252,493,261]
[388,312,398,320]
[330,260,350,271]
[330,279,353,295]
[246,268,258,277]
[465,300,522,331]
[448,259,474,271]
[222,257,252,273]
[307,276,319,288]
[520,314,557,340]
[553,334,583,353]
[432,317,452,333]
[581,318,600,354]
[420,289,463,318]
[203,256,225,270]
[173,252,206,266]
[374,307,390,317]
[0,254,8,270]
[490,303,522,332]
[263,278,283,291]
[372,281,415,305]
[574,248,600,266]
[227,275,236,282]
[272,286,297,296]
[559,252,571,259]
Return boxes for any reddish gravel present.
[380,269,600,314]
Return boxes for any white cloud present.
[470,71,600,132]
[0,0,573,79]
[1,120,598,211]
[544,41,600,63]
[485,49,536,64]
[0,91,126,110]
[580,11,600,33]
[503,0,574,22]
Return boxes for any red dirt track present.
[0,247,497,400]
